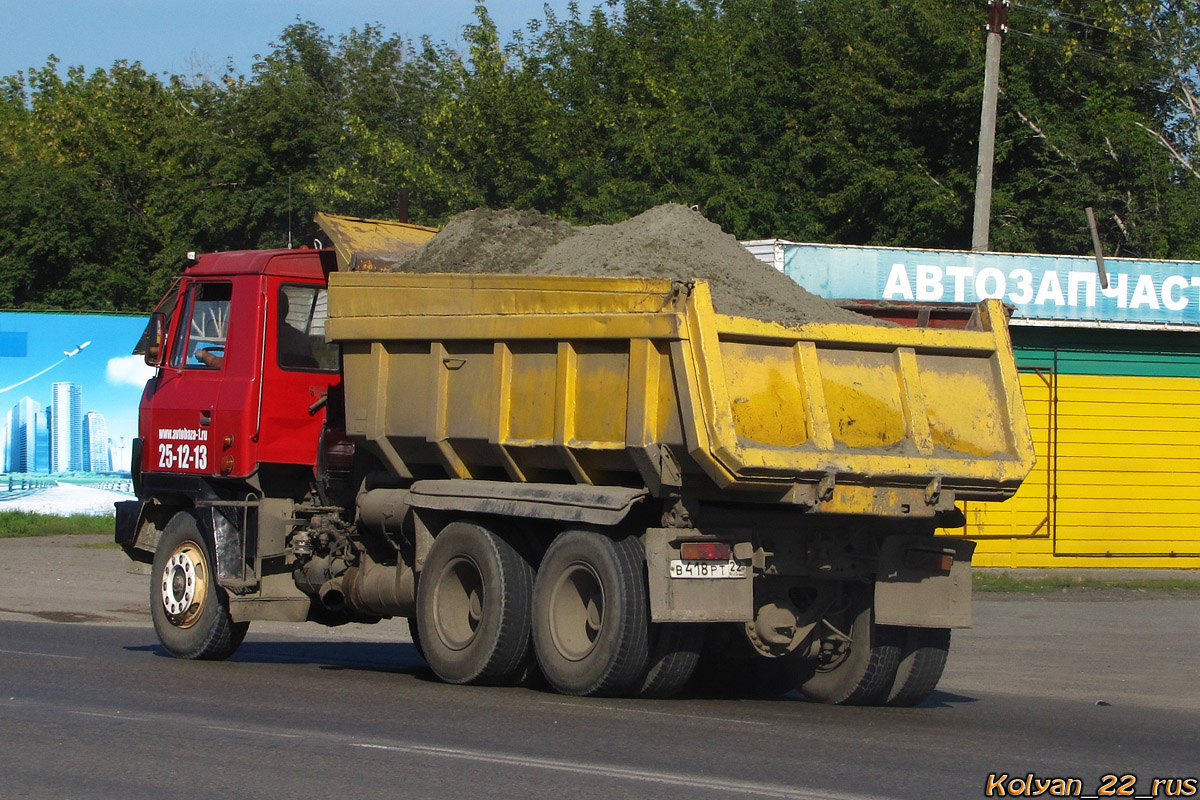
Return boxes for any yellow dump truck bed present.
[326,271,1035,512]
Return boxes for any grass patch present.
[0,511,113,538]
[974,571,1200,595]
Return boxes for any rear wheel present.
[885,627,951,707]
[416,521,534,686]
[792,584,901,705]
[532,531,649,697]
[640,622,705,698]
[406,617,425,659]
[150,511,248,660]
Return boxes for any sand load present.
[391,204,880,327]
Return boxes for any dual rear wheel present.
[416,525,702,697]
[791,585,950,706]
[415,521,535,685]
[412,524,950,705]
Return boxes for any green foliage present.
[973,570,1200,595]
[2,1,1200,312]
[0,510,113,538]
[988,0,1191,257]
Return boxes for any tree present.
[0,60,182,309]
[991,0,1198,257]
[5,1,1200,314]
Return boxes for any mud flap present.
[874,536,975,628]
[114,500,142,547]
[643,528,753,622]
[114,500,168,566]
[200,503,258,593]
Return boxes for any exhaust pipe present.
[317,578,346,612]
[314,559,415,617]
[342,559,415,618]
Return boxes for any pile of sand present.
[392,204,875,326]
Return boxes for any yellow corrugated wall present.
[948,367,1200,568]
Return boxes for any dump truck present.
[116,212,1035,706]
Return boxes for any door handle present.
[200,410,211,427]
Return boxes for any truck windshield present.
[172,283,232,369]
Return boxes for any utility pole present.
[972,0,1008,252]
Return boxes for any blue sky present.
[0,0,586,79]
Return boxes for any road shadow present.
[0,607,115,624]
[675,685,979,708]
[126,639,431,676]
[921,689,979,707]
[121,637,982,707]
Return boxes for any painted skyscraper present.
[35,409,50,473]
[7,396,42,473]
[51,381,83,472]
[82,411,110,473]
[1,407,10,473]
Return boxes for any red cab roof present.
[185,248,335,280]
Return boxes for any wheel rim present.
[159,541,209,628]
[548,561,605,662]
[813,635,852,674]
[811,601,856,674]
[432,556,484,651]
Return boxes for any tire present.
[639,622,705,698]
[415,521,535,686]
[406,616,425,659]
[884,627,951,707]
[793,585,901,705]
[532,531,649,697]
[150,511,248,660]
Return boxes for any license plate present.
[669,559,747,579]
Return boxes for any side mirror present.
[142,312,166,367]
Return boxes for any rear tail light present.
[680,541,732,561]
[905,547,955,573]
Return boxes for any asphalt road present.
[1,536,1198,800]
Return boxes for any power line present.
[1008,28,1167,73]
[1008,1,1164,47]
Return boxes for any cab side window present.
[174,283,232,369]
[277,284,338,372]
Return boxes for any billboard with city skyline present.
[1,311,152,474]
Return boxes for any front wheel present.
[150,511,248,660]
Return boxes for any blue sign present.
[779,243,1200,328]
[0,312,152,473]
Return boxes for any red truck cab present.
[138,248,340,498]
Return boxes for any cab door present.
[142,280,236,477]
[255,276,342,469]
